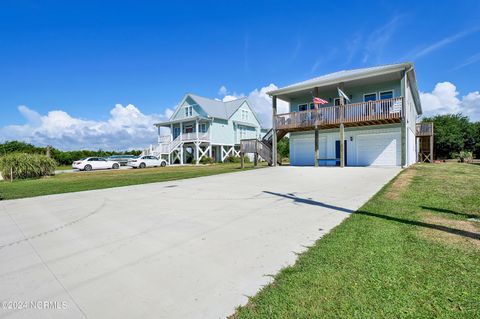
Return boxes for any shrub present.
[453,150,473,163]
[199,156,214,164]
[0,153,56,180]
[225,155,240,163]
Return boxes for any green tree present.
[422,114,476,159]
[277,136,289,159]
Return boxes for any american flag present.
[313,97,328,105]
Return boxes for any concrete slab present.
[0,166,400,319]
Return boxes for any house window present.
[364,93,377,102]
[239,125,247,139]
[380,90,393,100]
[298,104,308,111]
[200,123,207,133]
[185,105,193,117]
[309,103,316,109]
[241,109,249,121]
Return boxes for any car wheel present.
[84,164,92,171]
[160,161,166,167]
[112,163,119,169]
[139,162,146,169]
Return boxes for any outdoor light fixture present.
[350,136,353,141]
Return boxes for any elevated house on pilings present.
[263,62,433,167]
[149,93,266,164]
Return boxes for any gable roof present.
[268,62,414,96]
[186,93,248,120]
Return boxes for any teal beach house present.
[148,93,265,164]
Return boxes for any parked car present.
[127,155,167,168]
[107,155,138,166]
[72,157,121,171]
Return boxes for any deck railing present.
[416,122,434,136]
[275,97,404,130]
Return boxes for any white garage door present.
[291,137,314,166]
[357,132,400,166]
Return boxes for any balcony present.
[159,132,210,144]
[275,97,404,131]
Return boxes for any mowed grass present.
[0,163,264,200]
[233,163,480,319]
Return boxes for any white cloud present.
[411,28,479,60]
[218,84,289,127]
[0,104,168,150]
[362,16,401,64]
[218,85,228,96]
[247,84,289,127]
[420,82,480,121]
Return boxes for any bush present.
[453,150,473,163]
[0,153,57,180]
[199,156,214,164]
[225,155,240,163]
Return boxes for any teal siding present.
[171,96,208,120]
[211,119,234,145]
[289,80,402,112]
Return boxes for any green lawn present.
[56,165,73,171]
[0,163,263,200]
[233,163,480,319]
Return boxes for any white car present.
[127,155,167,168]
[72,157,121,171]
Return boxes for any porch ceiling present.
[273,71,404,102]
[155,116,210,127]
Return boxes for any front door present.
[335,140,348,166]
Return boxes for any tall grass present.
[0,153,56,180]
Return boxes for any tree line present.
[423,114,480,159]
[0,141,142,165]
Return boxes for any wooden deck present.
[275,97,404,132]
[415,122,434,136]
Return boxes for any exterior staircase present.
[142,135,184,159]
[240,128,286,165]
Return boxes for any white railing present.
[159,135,172,144]
[179,132,210,141]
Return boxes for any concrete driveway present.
[0,166,400,319]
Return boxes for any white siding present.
[290,125,402,166]
[357,132,400,166]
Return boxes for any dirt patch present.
[385,169,415,200]
[421,213,480,251]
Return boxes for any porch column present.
[195,142,199,165]
[170,124,173,141]
[314,87,319,167]
[209,119,212,141]
[339,83,345,167]
[195,119,199,140]
[209,143,212,158]
[180,144,184,164]
[180,122,183,141]
[401,118,406,167]
[430,135,434,163]
[272,96,278,166]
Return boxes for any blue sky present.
[1,0,479,149]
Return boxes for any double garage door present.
[356,132,400,166]
[291,130,400,166]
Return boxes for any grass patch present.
[56,165,73,171]
[233,163,480,319]
[0,163,265,200]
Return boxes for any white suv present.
[127,156,167,168]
